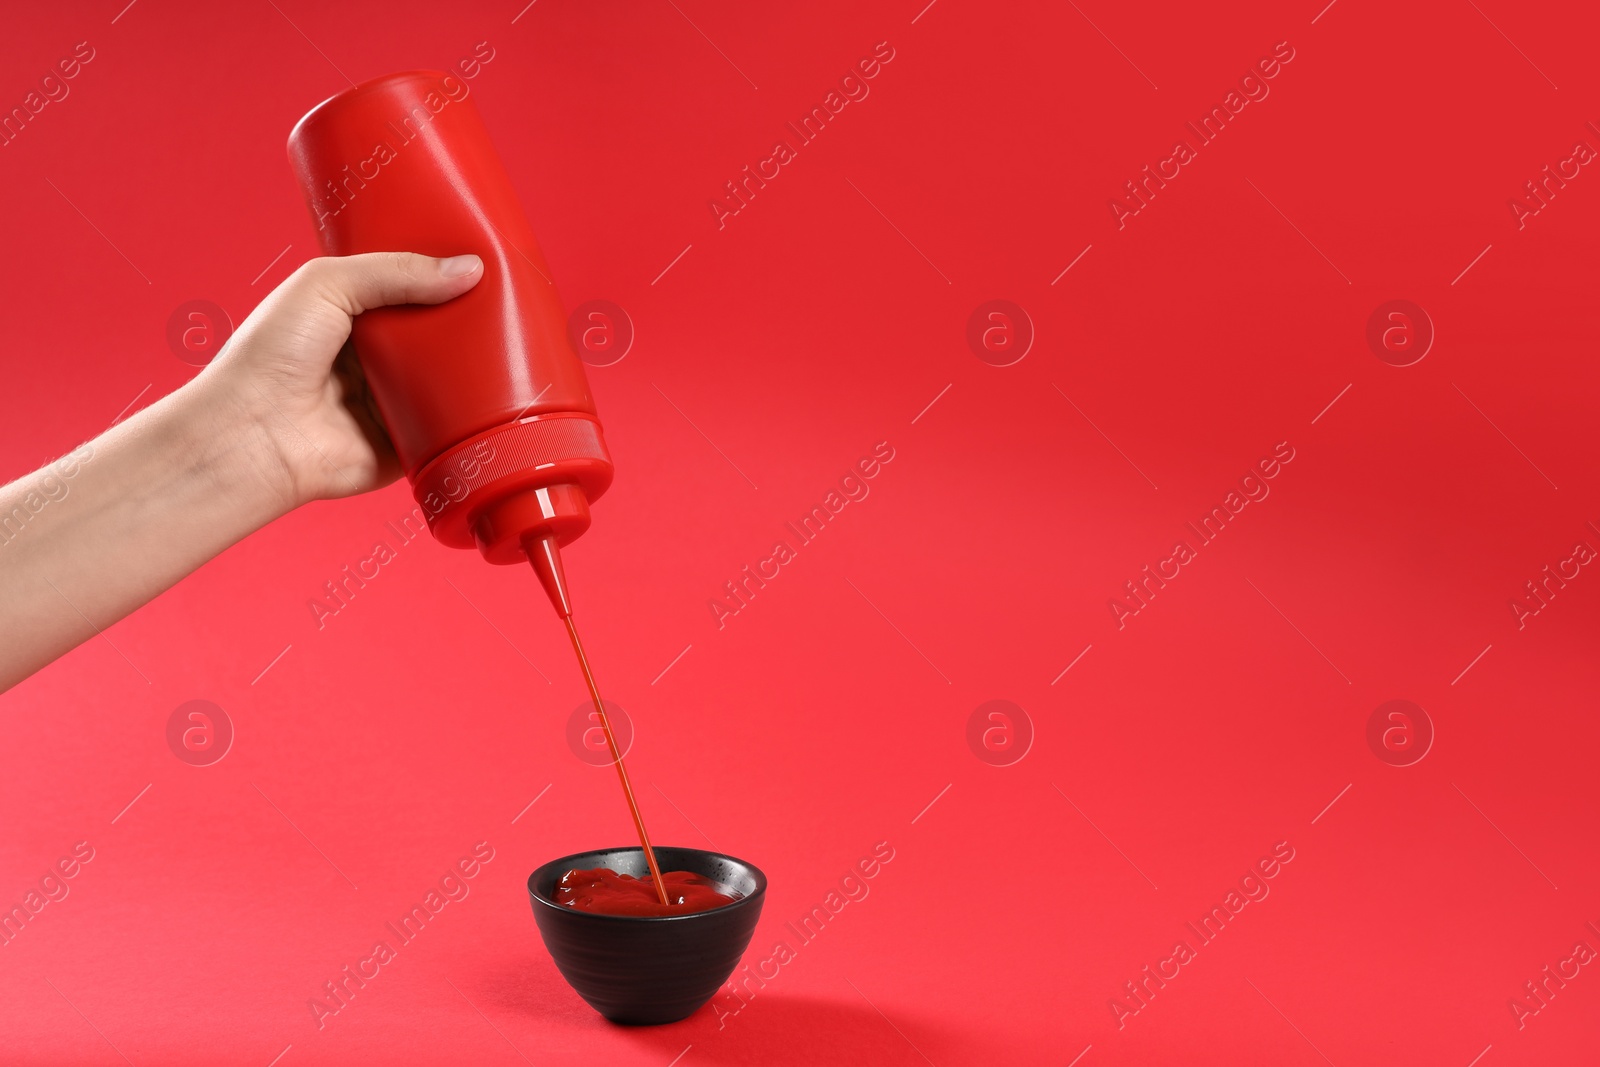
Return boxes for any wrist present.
[177,367,306,523]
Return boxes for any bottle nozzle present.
[525,532,573,618]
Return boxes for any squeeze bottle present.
[286,70,605,616]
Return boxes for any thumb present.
[299,251,484,316]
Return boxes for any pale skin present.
[0,251,484,693]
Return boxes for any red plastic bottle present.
[288,72,673,905]
[285,70,608,607]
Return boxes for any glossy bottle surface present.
[287,70,611,563]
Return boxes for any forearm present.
[0,374,293,691]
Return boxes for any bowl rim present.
[527,846,767,923]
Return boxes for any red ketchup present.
[554,868,739,917]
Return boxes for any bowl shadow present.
[619,991,1032,1065]
[478,956,1030,1066]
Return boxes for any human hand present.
[201,251,484,510]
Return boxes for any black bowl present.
[528,846,766,1025]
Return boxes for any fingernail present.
[439,254,482,278]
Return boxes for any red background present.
[3,1,1599,1063]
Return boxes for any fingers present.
[292,251,484,316]
[331,341,402,488]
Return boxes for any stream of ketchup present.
[532,535,731,915]
[560,614,671,905]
